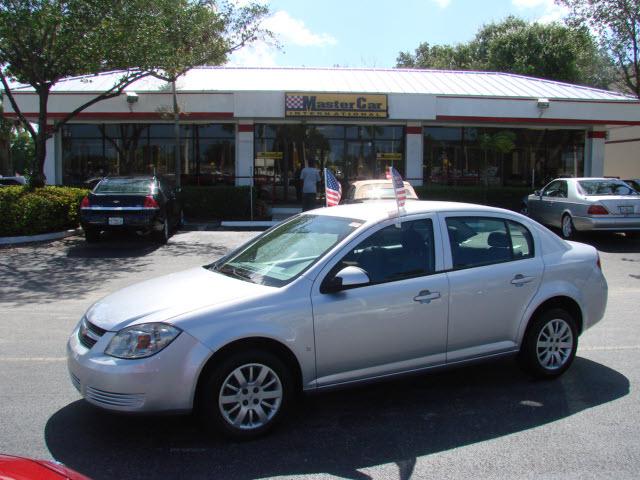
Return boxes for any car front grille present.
[78,318,107,349]
[85,386,145,408]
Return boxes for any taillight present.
[80,196,90,208]
[588,204,608,215]
[143,195,159,208]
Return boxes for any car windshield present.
[578,180,638,196]
[94,178,155,194]
[209,214,362,287]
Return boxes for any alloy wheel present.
[218,363,283,430]
[561,215,573,238]
[536,318,574,370]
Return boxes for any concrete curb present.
[0,228,81,246]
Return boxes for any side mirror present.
[323,266,370,293]
[534,190,541,197]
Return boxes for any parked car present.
[0,454,90,480]
[79,175,182,244]
[523,177,640,239]
[343,179,419,203]
[0,175,27,187]
[68,201,607,439]
[624,178,640,192]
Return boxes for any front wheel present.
[519,308,578,379]
[561,214,575,239]
[198,350,293,440]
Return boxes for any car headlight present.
[105,323,181,359]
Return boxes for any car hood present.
[85,267,273,331]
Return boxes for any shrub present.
[181,186,267,220]
[0,186,89,236]
[413,185,531,212]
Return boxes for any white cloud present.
[264,10,337,47]
[227,10,337,66]
[512,0,569,23]
[431,0,452,7]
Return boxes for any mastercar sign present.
[285,93,388,118]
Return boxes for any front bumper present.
[572,215,640,232]
[67,322,212,413]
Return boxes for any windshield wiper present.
[216,264,254,282]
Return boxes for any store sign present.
[376,153,403,161]
[256,151,283,159]
[285,93,388,118]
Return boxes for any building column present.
[236,122,254,186]
[405,124,423,186]
[586,130,607,177]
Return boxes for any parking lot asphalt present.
[1,230,639,480]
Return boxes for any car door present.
[443,214,543,362]
[311,216,449,387]
[539,180,568,227]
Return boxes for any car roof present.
[306,200,514,223]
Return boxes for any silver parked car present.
[525,177,640,239]
[67,201,608,439]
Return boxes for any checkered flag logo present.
[286,95,304,110]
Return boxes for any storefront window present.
[423,127,584,187]
[254,124,405,203]
[61,123,235,186]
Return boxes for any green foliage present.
[397,15,615,89]
[9,128,34,175]
[0,0,271,183]
[413,185,531,212]
[181,186,267,220]
[558,0,640,97]
[0,186,89,236]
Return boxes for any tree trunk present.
[172,79,181,188]
[33,87,51,187]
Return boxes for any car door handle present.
[413,290,441,304]
[511,274,535,286]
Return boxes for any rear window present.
[578,180,638,196]
[94,178,155,194]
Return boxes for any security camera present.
[126,92,139,104]
[537,98,550,109]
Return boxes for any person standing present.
[300,159,320,211]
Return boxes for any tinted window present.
[542,180,567,198]
[336,219,435,284]
[94,178,155,194]
[447,217,533,269]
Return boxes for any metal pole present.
[250,167,254,221]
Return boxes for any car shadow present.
[45,357,628,480]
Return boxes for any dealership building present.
[4,66,640,201]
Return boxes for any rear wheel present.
[198,350,293,440]
[84,227,100,243]
[155,218,169,244]
[561,214,575,239]
[519,308,578,378]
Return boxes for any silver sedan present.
[525,177,640,239]
[67,201,608,439]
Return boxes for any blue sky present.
[229,0,569,68]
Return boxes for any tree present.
[397,16,615,89]
[0,1,270,187]
[557,0,640,97]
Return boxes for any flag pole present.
[324,168,328,208]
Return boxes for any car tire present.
[561,214,575,239]
[155,218,169,244]
[84,227,100,243]
[198,350,293,440]
[518,308,578,379]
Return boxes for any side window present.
[558,180,568,198]
[335,219,435,284]
[447,217,535,269]
[542,180,562,198]
[508,221,534,258]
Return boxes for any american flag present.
[389,166,406,208]
[324,168,342,207]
